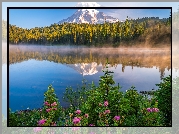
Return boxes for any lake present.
[9,45,171,112]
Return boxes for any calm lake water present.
[9,45,171,112]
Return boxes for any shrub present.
[40,84,65,126]
[9,108,41,126]
[155,75,172,126]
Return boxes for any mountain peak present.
[75,2,101,7]
[58,2,119,24]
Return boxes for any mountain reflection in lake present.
[9,45,171,112]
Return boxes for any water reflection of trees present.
[9,46,171,79]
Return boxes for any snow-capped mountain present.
[58,2,119,24]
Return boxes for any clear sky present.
[2,2,179,29]
[9,9,77,28]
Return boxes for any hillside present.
[8,17,171,47]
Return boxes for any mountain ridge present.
[58,2,119,24]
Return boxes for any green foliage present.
[40,84,64,126]
[155,75,172,126]
[75,59,164,126]
[9,108,41,126]
[8,17,171,46]
[63,79,89,109]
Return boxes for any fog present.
[8,43,170,53]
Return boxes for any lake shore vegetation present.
[9,17,171,47]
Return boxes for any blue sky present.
[8,8,171,29]
[2,2,179,29]
[9,9,77,28]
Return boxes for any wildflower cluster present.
[38,119,46,126]
[37,85,64,126]
[71,109,89,126]
[146,108,159,112]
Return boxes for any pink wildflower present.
[46,108,51,112]
[51,102,57,106]
[89,124,95,126]
[44,101,48,105]
[104,110,110,114]
[73,117,81,124]
[51,122,57,126]
[75,110,81,114]
[84,114,89,118]
[104,100,109,107]
[33,127,42,133]
[38,119,46,125]
[44,101,50,106]
[152,108,159,112]
[114,116,120,121]
[146,108,159,112]
[155,108,159,112]
[146,108,152,112]
[53,108,57,110]
[99,103,102,106]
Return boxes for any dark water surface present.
[9,45,171,112]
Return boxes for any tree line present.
[8,16,171,46]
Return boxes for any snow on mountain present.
[58,2,119,24]
[58,9,119,24]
